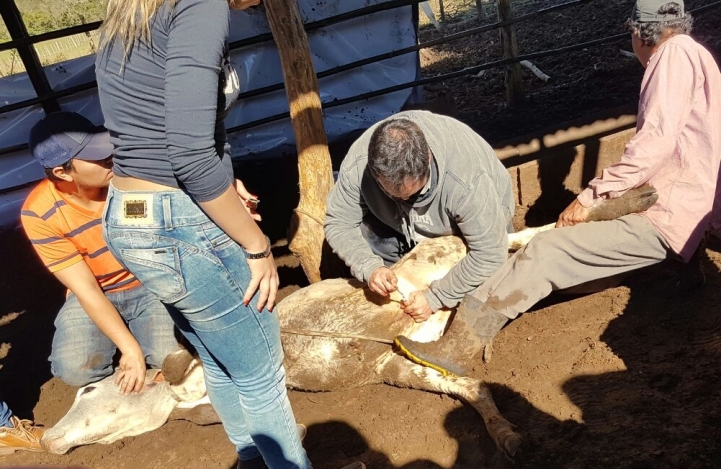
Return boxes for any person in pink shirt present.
[397,0,721,371]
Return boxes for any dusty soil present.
[2,1,721,468]
[420,0,721,144]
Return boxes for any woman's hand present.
[115,348,147,395]
[245,254,280,312]
[229,0,261,10]
[234,179,261,222]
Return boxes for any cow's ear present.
[147,369,164,382]
[169,361,207,402]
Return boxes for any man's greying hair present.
[367,119,430,193]
[44,159,74,183]
[625,3,693,47]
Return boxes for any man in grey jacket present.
[325,110,514,332]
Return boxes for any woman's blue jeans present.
[103,184,311,469]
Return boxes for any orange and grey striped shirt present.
[20,179,139,293]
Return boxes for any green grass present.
[0,33,97,77]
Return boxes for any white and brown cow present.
[41,185,658,459]
[42,235,521,459]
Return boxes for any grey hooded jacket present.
[325,110,514,311]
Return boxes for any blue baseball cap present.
[29,111,113,169]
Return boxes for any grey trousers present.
[468,214,670,320]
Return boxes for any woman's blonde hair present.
[99,0,177,54]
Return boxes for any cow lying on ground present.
[43,236,521,458]
[41,186,658,458]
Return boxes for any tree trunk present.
[265,0,334,284]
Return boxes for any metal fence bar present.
[1,0,720,154]
[235,0,596,101]
[7,0,719,115]
[0,80,97,115]
[229,0,422,50]
[0,21,102,52]
[227,30,630,133]
[2,0,600,110]
[0,1,59,113]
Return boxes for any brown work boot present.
[394,295,509,375]
[0,416,44,454]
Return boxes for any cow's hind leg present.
[379,355,521,460]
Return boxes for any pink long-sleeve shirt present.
[578,34,721,262]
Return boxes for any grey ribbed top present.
[96,0,238,202]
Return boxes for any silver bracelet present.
[243,235,271,259]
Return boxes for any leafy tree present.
[23,11,56,36]
[58,0,106,30]
[9,0,106,36]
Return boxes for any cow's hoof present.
[587,184,658,222]
[502,432,522,460]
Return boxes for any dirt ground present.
[2,1,721,468]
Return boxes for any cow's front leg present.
[378,355,521,461]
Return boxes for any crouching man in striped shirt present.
[21,112,179,395]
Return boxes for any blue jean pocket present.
[120,246,186,303]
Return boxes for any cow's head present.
[42,355,206,455]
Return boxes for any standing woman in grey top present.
[95,0,311,468]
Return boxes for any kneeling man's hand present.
[369,266,398,297]
[403,291,432,323]
[116,349,146,395]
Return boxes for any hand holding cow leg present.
[368,266,398,297]
[556,199,590,228]
[115,347,147,394]
[585,184,658,222]
[402,291,432,322]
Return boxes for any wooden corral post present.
[265,0,334,284]
[475,0,485,20]
[497,0,525,107]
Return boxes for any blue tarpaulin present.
[0,0,420,230]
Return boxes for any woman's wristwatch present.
[243,235,272,259]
